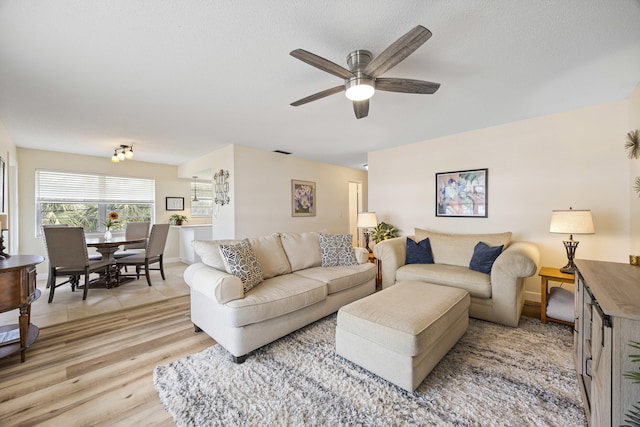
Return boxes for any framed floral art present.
[291,179,315,217]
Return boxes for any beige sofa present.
[373,228,539,327]
[184,232,376,362]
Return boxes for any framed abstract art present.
[435,168,488,218]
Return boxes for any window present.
[191,180,213,217]
[35,170,155,235]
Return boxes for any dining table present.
[85,235,147,288]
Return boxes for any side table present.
[0,255,45,362]
[368,252,382,290]
[538,267,574,326]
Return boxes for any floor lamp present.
[357,212,378,252]
[549,208,594,274]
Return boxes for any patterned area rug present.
[154,314,586,426]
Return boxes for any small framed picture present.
[166,197,185,211]
[291,180,316,217]
[436,168,488,217]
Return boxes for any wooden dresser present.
[0,255,44,362]
[574,259,640,426]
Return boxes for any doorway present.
[348,181,363,247]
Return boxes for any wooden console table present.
[0,255,44,362]
[574,259,640,426]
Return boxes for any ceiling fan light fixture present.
[345,77,375,101]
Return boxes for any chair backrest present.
[42,226,89,269]
[124,222,150,249]
[146,223,170,258]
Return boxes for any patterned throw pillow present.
[219,239,263,292]
[319,234,358,267]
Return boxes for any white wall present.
[180,144,369,240]
[17,148,201,274]
[368,98,632,301]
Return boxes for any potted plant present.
[370,221,398,244]
[169,214,188,226]
[624,341,640,426]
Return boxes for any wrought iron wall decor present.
[214,169,230,206]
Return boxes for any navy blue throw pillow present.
[469,242,504,274]
[405,237,434,265]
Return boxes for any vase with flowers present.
[103,211,119,240]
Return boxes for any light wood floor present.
[0,295,214,426]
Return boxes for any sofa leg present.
[193,324,202,333]
[232,354,247,364]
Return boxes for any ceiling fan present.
[290,25,440,119]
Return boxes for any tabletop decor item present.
[169,214,188,225]
[0,213,9,259]
[370,221,397,245]
[103,211,119,240]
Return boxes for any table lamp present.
[0,213,9,259]
[357,212,378,252]
[549,208,594,274]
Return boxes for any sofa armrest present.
[373,236,408,289]
[490,241,540,326]
[189,263,244,304]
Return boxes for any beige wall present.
[182,144,369,240]
[368,97,633,301]
[0,120,18,254]
[16,148,200,274]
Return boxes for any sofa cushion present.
[395,263,492,298]
[293,262,376,294]
[319,233,358,267]
[219,240,263,292]
[192,239,240,271]
[280,231,322,271]
[248,233,292,279]
[414,228,511,267]
[405,237,434,265]
[469,242,504,274]
[223,273,328,327]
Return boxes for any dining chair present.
[115,223,170,286]
[42,223,103,261]
[114,222,150,260]
[42,226,112,303]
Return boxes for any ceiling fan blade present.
[375,78,440,94]
[290,85,345,106]
[363,25,432,77]
[353,100,369,119]
[290,49,354,79]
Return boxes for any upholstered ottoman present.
[335,280,470,391]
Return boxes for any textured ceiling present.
[1,1,639,170]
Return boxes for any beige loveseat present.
[373,228,539,327]
[184,232,376,362]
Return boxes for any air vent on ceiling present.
[273,150,292,155]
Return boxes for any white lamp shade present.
[550,209,595,234]
[357,212,378,228]
[0,214,7,230]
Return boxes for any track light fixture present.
[111,144,134,163]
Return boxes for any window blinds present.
[36,170,155,203]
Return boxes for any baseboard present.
[524,290,541,303]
